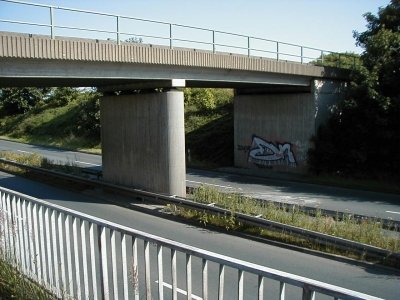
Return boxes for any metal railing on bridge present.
[0,0,357,68]
[0,186,382,299]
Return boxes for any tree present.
[313,52,361,69]
[46,87,80,107]
[308,0,400,179]
[0,87,49,115]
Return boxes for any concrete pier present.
[234,80,346,173]
[100,90,186,197]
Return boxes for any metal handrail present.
[0,0,357,68]
[0,186,383,299]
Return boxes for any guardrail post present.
[247,36,250,57]
[202,259,208,299]
[258,276,264,299]
[186,254,192,300]
[238,270,244,300]
[169,23,173,49]
[212,30,216,53]
[116,16,120,45]
[302,285,316,300]
[49,7,54,39]
[276,42,279,61]
[280,282,286,300]
[300,46,304,64]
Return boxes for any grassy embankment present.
[0,98,101,153]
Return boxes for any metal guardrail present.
[1,158,399,267]
[0,0,356,68]
[0,185,384,299]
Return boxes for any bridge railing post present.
[276,41,279,61]
[49,7,54,39]
[212,30,216,53]
[116,16,120,45]
[247,36,250,57]
[169,23,173,49]
[300,46,303,64]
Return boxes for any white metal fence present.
[0,186,382,300]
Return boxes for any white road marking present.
[17,150,33,154]
[155,280,202,300]
[74,160,101,167]
[186,180,234,189]
[386,211,400,215]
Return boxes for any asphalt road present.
[0,170,399,299]
[1,139,400,222]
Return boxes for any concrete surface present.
[100,90,186,197]
[234,80,344,173]
[0,31,348,88]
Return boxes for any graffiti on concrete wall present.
[248,136,297,167]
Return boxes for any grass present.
[0,151,87,178]
[166,186,400,260]
[0,209,57,300]
[0,258,57,300]
[0,101,100,153]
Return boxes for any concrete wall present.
[100,90,186,197]
[234,80,345,173]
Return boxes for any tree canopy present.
[308,0,400,179]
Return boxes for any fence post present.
[280,282,286,300]
[302,285,316,300]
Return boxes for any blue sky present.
[0,0,390,57]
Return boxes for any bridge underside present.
[0,57,312,89]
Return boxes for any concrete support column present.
[233,80,346,174]
[100,90,186,197]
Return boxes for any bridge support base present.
[100,90,186,197]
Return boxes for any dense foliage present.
[308,0,400,179]
[0,88,50,115]
[0,87,101,144]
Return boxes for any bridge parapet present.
[0,32,348,81]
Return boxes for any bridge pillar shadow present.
[100,89,186,197]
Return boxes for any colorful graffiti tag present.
[248,136,297,167]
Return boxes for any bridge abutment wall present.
[234,80,346,174]
[100,90,186,197]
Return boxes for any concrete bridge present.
[0,3,349,197]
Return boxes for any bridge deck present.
[0,32,348,88]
